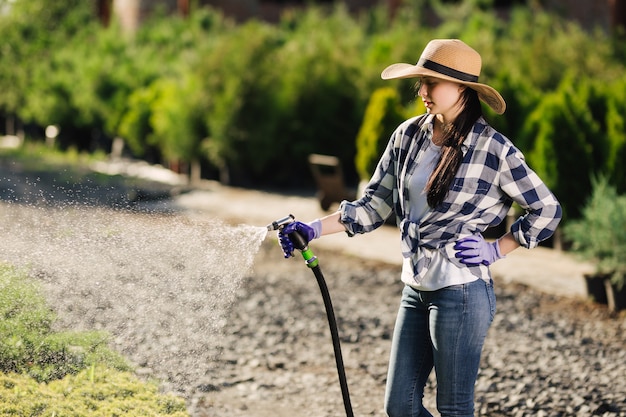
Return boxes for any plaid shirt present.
[340,114,562,283]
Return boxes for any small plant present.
[0,365,189,416]
[0,265,130,382]
[563,176,626,289]
[0,264,189,416]
[355,87,408,182]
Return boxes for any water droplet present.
[0,201,267,392]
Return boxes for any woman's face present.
[418,77,466,121]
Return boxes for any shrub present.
[519,73,626,220]
[119,85,160,158]
[194,19,280,184]
[563,177,626,289]
[602,76,626,193]
[0,265,189,416]
[242,4,368,187]
[520,75,604,220]
[148,75,207,164]
[0,365,188,416]
[0,0,97,120]
[0,265,130,383]
[355,87,407,181]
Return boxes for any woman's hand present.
[454,234,503,266]
[278,220,320,258]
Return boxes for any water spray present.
[267,215,354,417]
[1,204,267,394]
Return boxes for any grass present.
[0,141,108,168]
[0,264,190,416]
[0,140,179,207]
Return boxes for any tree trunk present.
[190,158,202,186]
[219,162,230,186]
[178,0,189,17]
[609,0,626,32]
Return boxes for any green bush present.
[520,76,599,219]
[497,8,617,88]
[0,365,188,416]
[194,19,281,183]
[2,0,626,215]
[0,0,97,119]
[242,4,368,186]
[519,74,626,220]
[0,265,130,383]
[0,265,188,415]
[601,75,626,193]
[355,87,407,181]
[119,85,160,158]
[563,177,626,288]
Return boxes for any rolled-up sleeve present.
[339,134,398,236]
[499,145,562,248]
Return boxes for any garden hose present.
[267,216,354,417]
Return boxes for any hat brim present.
[381,63,506,115]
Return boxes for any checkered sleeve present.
[339,127,402,236]
[499,144,562,248]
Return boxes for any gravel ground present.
[187,240,626,417]
[1,155,625,417]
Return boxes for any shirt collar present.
[421,113,473,153]
[422,114,436,135]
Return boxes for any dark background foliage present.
[1,0,625,219]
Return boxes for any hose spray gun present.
[266,214,319,268]
[265,214,295,232]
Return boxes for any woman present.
[278,39,561,417]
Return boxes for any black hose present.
[310,263,354,417]
[287,229,354,417]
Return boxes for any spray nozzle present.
[266,214,295,231]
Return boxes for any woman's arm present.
[499,146,562,249]
[496,232,521,256]
[317,211,346,236]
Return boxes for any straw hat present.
[381,39,506,114]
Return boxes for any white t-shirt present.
[401,138,478,291]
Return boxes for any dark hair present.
[425,87,483,207]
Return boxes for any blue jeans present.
[384,279,496,417]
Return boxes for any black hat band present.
[418,59,479,83]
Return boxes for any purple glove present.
[454,234,503,266]
[278,220,321,258]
